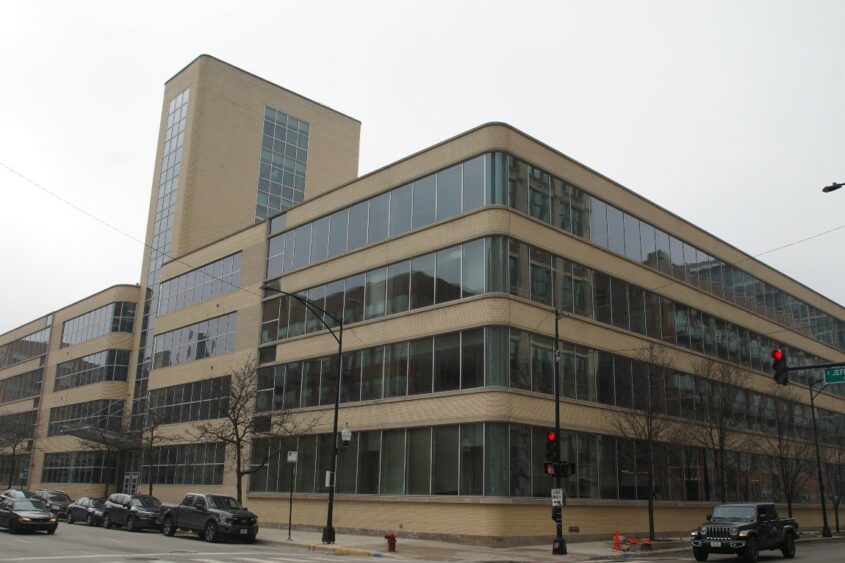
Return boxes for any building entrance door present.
[123,472,139,495]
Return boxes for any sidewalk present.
[255,526,688,562]
[256,527,845,562]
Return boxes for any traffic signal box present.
[771,349,788,385]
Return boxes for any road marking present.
[192,559,231,563]
[103,538,124,543]
[3,551,272,561]
[12,538,32,543]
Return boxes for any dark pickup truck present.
[160,493,258,543]
[690,503,799,562]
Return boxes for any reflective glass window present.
[432,425,459,495]
[462,155,485,211]
[410,253,435,309]
[412,176,436,228]
[406,427,431,494]
[368,192,389,244]
[364,267,387,320]
[389,184,412,236]
[509,239,530,299]
[589,197,608,248]
[328,209,349,258]
[623,213,641,262]
[408,338,433,395]
[461,239,485,298]
[528,166,551,222]
[507,157,529,214]
[343,274,365,325]
[639,222,656,267]
[292,223,311,270]
[434,333,460,392]
[361,347,384,401]
[551,178,571,231]
[386,261,411,315]
[436,165,462,221]
[606,205,625,255]
[460,424,483,495]
[310,217,330,263]
[461,329,484,389]
[347,201,369,252]
[435,246,461,304]
[385,342,408,398]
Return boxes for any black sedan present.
[67,497,105,526]
[0,498,57,534]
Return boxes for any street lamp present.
[259,283,345,544]
[808,375,833,538]
[822,182,843,193]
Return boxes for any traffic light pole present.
[773,359,844,538]
[552,307,566,555]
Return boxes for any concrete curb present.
[308,543,384,557]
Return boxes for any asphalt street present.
[0,522,408,563]
[643,540,845,563]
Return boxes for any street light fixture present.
[822,182,843,193]
[259,283,345,544]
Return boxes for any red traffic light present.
[771,349,784,361]
[546,431,557,442]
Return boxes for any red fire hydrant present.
[384,532,397,552]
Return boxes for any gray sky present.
[1,0,844,335]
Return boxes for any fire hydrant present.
[384,532,397,552]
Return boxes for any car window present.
[78,499,87,507]
[207,495,241,510]
[193,496,207,508]
[14,500,46,511]
[90,499,104,508]
[134,496,161,508]
[49,493,70,503]
[181,495,195,506]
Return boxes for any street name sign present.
[824,367,845,384]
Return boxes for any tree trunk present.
[647,461,656,541]
[235,447,243,504]
[148,480,153,496]
[834,501,840,533]
[786,498,793,518]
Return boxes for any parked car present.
[103,493,161,532]
[2,489,36,500]
[160,493,258,543]
[34,490,72,520]
[0,497,57,534]
[66,497,105,526]
[690,503,799,562]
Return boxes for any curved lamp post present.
[822,182,843,193]
[260,283,346,544]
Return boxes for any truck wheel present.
[203,521,218,543]
[693,547,709,561]
[742,537,759,563]
[781,533,795,559]
[66,512,74,525]
[126,516,136,532]
[162,516,176,537]
[103,514,113,529]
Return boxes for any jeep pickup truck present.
[690,503,799,562]
[159,493,258,543]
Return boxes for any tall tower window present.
[256,106,309,220]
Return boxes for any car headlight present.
[731,527,739,536]
[49,516,57,522]
[20,517,31,522]
[220,515,232,525]
[700,526,707,535]
[738,530,749,537]
[51,504,60,510]
[94,510,103,516]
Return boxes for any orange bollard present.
[612,530,622,550]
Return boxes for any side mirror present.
[706,513,711,520]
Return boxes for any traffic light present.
[544,431,559,476]
[771,349,788,385]
[545,431,559,462]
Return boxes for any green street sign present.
[824,367,845,384]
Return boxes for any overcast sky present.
[1,1,844,335]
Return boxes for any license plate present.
[710,541,721,548]
[240,529,248,534]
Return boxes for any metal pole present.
[322,321,343,544]
[809,382,833,537]
[287,460,295,541]
[553,307,566,555]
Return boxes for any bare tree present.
[606,343,676,541]
[74,423,138,497]
[761,384,814,517]
[687,358,750,502]
[139,396,177,496]
[0,411,37,489]
[193,356,318,503]
[822,444,845,533]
